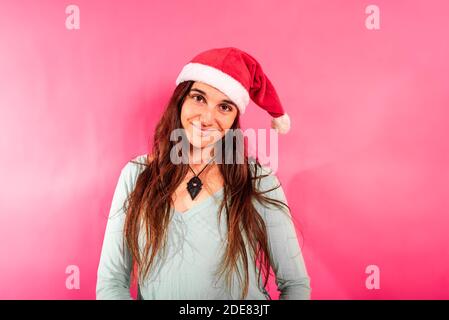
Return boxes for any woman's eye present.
[220,104,232,112]
[192,95,205,103]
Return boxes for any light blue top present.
[96,154,311,300]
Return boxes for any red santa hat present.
[175,47,291,134]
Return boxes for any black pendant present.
[187,176,203,200]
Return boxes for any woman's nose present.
[200,107,215,124]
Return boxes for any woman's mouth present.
[191,122,218,137]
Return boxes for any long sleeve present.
[96,163,135,300]
[255,168,312,300]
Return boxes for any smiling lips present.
[191,122,218,137]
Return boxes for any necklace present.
[186,156,216,200]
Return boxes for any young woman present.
[96,47,311,300]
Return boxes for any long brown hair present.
[123,80,292,299]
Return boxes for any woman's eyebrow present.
[190,88,237,108]
[221,99,237,108]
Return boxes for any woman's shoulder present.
[248,161,281,191]
[249,161,289,213]
[249,161,273,175]
[118,153,153,187]
[128,153,153,166]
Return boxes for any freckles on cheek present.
[181,106,194,124]
[183,105,199,120]
[221,116,236,130]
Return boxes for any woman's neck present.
[188,144,216,166]
[187,145,222,184]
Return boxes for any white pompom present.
[271,114,291,134]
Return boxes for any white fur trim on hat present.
[271,113,291,134]
[175,62,250,114]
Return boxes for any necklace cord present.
[188,156,216,177]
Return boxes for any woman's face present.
[180,81,239,149]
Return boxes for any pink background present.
[0,0,448,299]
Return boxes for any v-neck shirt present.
[173,186,225,217]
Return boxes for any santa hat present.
[175,47,291,134]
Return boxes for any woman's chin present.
[189,141,214,149]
